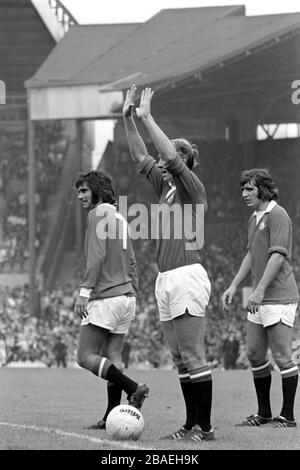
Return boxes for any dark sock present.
[91,357,137,395]
[280,374,298,421]
[253,375,272,418]
[102,382,122,421]
[180,380,196,430]
[192,379,212,432]
[105,363,137,395]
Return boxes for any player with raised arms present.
[122,85,214,442]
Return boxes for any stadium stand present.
[1,137,300,369]
[0,122,68,273]
[0,4,299,370]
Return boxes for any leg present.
[101,334,125,423]
[105,333,125,368]
[244,320,273,422]
[172,313,213,434]
[77,324,138,398]
[268,322,298,424]
[77,324,108,372]
[161,319,196,434]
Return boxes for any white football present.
[106,404,145,441]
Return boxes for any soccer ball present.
[106,404,144,441]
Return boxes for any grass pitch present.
[0,367,299,451]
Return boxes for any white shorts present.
[81,295,136,334]
[155,263,211,322]
[247,303,298,328]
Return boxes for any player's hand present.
[136,87,154,119]
[74,295,89,319]
[123,84,137,118]
[222,285,236,311]
[247,289,264,314]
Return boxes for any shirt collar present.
[254,200,277,217]
[97,202,116,210]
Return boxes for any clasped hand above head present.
[122,84,155,119]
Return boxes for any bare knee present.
[77,350,93,371]
[247,349,267,367]
[106,352,122,369]
[77,352,85,369]
[180,346,206,371]
[272,351,293,370]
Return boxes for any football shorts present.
[155,263,211,322]
[81,295,136,334]
[247,303,298,328]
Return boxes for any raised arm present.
[122,85,148,165]
[136,87,177,163]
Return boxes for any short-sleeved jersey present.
[139,154,207,272]
[247,202,299,304]
[80,203,138,300]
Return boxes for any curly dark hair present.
[75,171,117,206]
[240,168,279,201]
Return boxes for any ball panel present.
[106,404,144,441]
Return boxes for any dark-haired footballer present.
[74,171,148,429]
[223,169,299,428]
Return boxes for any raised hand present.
[136,87,155,119]
[123,84,137,118]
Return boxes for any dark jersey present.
[80,203,138,300]
[247,202,299,304]
[139,155,207,272]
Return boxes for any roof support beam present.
[27,91,37,316]
[27,85,123,121]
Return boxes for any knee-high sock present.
[179,372,196,430]
[92,357,137,395]
[102,381,123,421]
[190,365,212,432]
[280,366,298,421]
[251,361,272,418]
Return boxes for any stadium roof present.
[27,5,300,90]
[25,5,300,121]
[27,22,140,85]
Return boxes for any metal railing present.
[48,0,78,33]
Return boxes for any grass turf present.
[0,367,299,450]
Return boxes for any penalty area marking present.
[0,422,156,451]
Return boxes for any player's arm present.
[122,85,148,165]
[247,252,285,313]
[75,211,106,319]
[137,87,177,163]
[248,209,291,313]
[123,86,164,197]
[222,251,251,311]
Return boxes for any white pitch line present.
[0,422,156,451]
